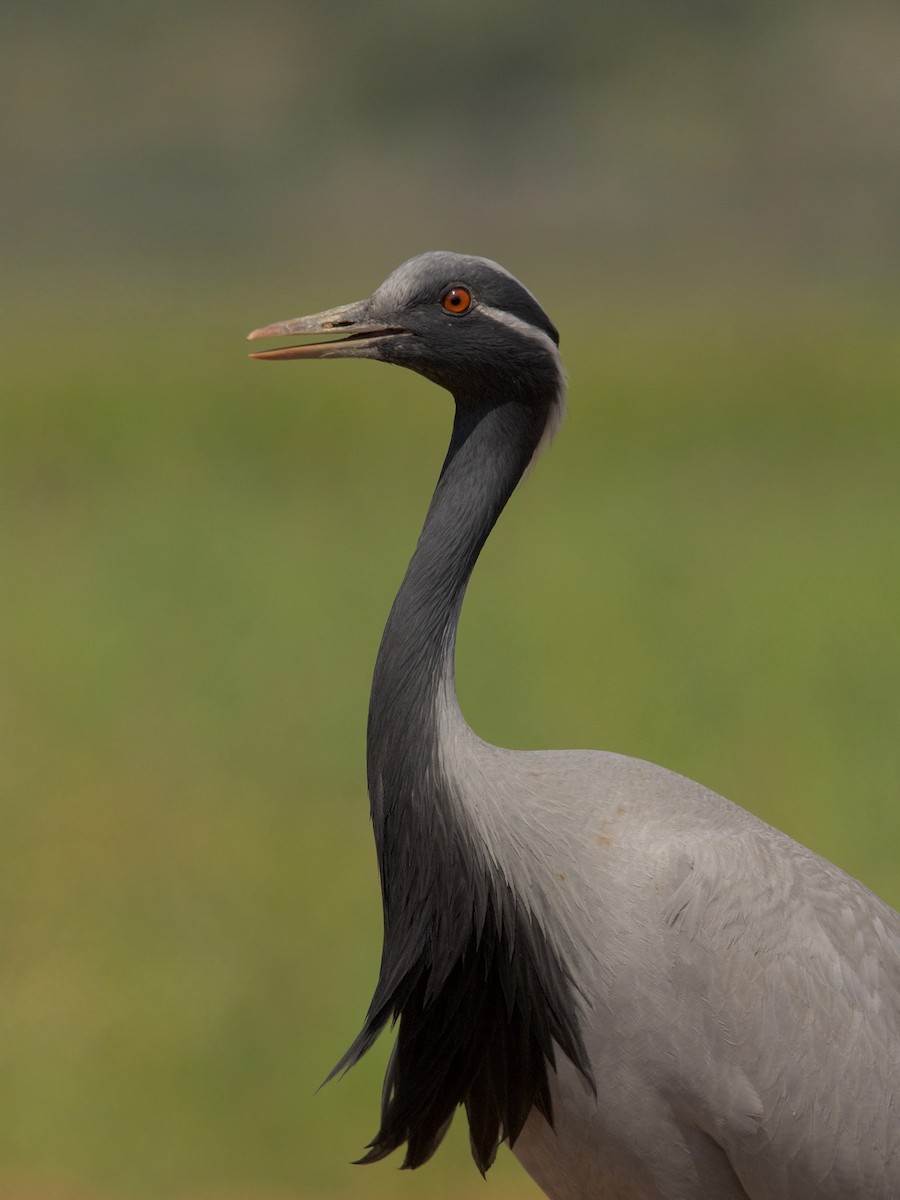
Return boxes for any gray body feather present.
[466,744,900,1198]
[250,252,900,1199]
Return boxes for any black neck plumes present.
[331,383,592,1174]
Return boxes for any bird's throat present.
[367,394,549,820]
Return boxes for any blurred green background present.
[3,2,899,1198]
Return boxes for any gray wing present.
[662,823,900,1198]
[462,745,900,1197]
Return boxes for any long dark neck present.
[364,389,552,974]
[367,393,548,814]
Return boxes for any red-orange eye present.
[441,286,472,315]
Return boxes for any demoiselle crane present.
[248,252,900,1199]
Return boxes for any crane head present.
[247,251,561,399]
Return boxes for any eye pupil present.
[442,286,472,315]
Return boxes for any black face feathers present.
[366,252,563,397]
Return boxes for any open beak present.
[247,299,408,361]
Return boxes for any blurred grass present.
[2,280,899,1200]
